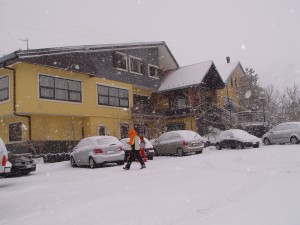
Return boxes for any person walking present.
[123,128,146,170]
[139,136,147,162]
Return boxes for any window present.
[148,65,159,78]
[234,78,238,87]
[120,124,129,139]
[129,57,143,75]
[114,52,128,71]
[9,122,22,142]
[177,99,187,109]
[0,75,9,102]
[97,85,129,108]
[98,126,106,136]
[39,74,82,103]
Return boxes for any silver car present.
[70,136,125,168]
[152,130,204,156]
[262,122,300,145]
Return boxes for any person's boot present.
[123,165,130,170]
[140,164,146,169]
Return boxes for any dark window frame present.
[97,85,129,108]
[0,75,9,102]
[39,74,82,103]
[9,122,22,142]
[148,64,159,78]
[114,52,128,71]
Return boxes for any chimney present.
[226,56,230,64]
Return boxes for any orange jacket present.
[127,128,137,145]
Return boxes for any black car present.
[215,129,260,150]
[8,153,36,176]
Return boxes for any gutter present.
[3,63,32,140]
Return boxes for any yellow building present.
[216,58,245,112]
[0,42,179,153]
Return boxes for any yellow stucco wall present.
[217,64,243,110]
[0,62,139,143]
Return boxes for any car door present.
[269,125,283,144]
[167,133,181,155]
[76,139,94,165]
[155,133,170,155]
[280,124,291,143]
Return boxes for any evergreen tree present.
[237,67,264,111]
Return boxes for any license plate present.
[107,150,115,154]
[148,150,154,153]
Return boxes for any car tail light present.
[183,141,188,147]
[2,155,6,166]
[94,149,103,154]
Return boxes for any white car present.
[215,129,260,150]
[70,136,125,169]
[262,122,300,145]
[0,137,11,177]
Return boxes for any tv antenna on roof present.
[245,90,252,99]
[19,38,29,50]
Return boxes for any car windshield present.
[95,137,119,146]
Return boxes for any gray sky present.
[0,0,299,90]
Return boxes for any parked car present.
[262,122,300,145]
[7,152,36,176]
[120,137,154,161]
[152,130,204,156]
[70,136,125,168]
[215,129,260,150]
[0,137,11,177]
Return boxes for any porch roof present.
[157,60,224,92]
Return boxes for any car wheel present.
[70,157,77,167]
[253,144,259,148]
[177,148,184,157]
[148,157,153,160]
[117,161,124,165]
[215,143,221,150]
[290,136,299,144]
[195,150,202,154]
[263,138,271,145]
[237,142,244,149]
[89,157,96,169]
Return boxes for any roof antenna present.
[19,38,29,50]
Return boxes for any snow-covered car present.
[70,136,125,169]
[215,129,260,150]
[262,122,300,145]
[0,137,11,177]
[120,137,154,161]
[7,152,36,176]
[152,130,204,156]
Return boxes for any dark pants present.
[125,150,145,169]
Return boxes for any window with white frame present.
[0,75,9,102]
[148,65,159,78]
[39,74,82,103]
[97,85,129,108]
[9,122,22,142]
[129,57,143,75]
[114,52,128,71]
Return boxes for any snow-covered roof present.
[158,60,214,92]
[217,61,240,83]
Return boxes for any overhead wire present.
[0,2,139,43]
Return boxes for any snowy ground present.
[1,144,300,225]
